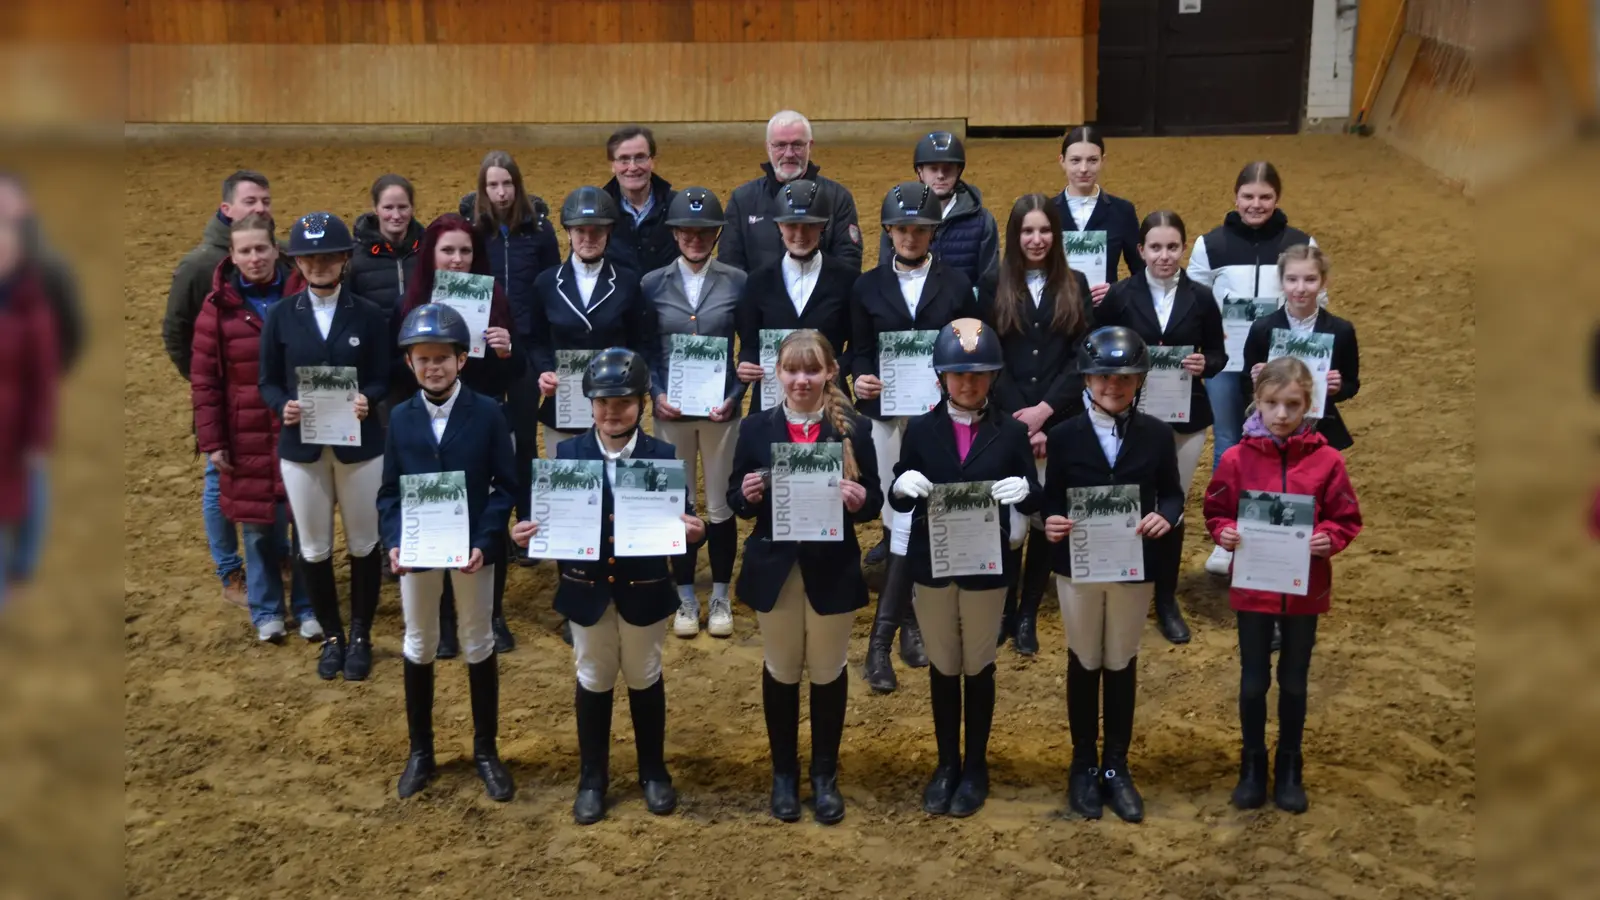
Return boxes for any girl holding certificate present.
[511,349,706,825]
[379,304,519,803]
[1202,357,1362,813]
[728,331,883,824]
[643,188,749,639]
[1185,161,1320,577]
[888,318,1039,817]
[852,182,978,694]
[1095,211,1227,645]
[394,214,524,657]
[1042,326,1184,823]
[1052,125,1143,302]
[258,212,392,682]
[1243,245,1360,452]
[980,194,1095,656]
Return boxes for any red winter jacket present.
[0,267,59,523]
[190,259,305,524]
[1203,427,1362,615]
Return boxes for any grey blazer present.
[643,258,749,419]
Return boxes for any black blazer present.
[1043,411,1185,582]
[377,386,518,560]
[727,406,884,614]
[258,288,392,464]
[547,429,699,628]
[849,259,977,421]
[1096,271,1228,434]
[1053,189,1143,285]
[528,258,656,432]
[887,403,1041,590]
[1243,308,1360,451]
[981,269,1096,429]
[734,255,859,415]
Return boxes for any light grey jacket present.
[643,258,749,418]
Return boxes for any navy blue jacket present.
[1053,189,1143,285]
[257,288,392,464]
[603,174,678,277]
[1095,270,1228,434]
[727,405,883,615]
[888,402,1041,591]
[549,429,698,627]
[849,259,977,421]
[377,385,518,560]
[529,258,656,433]
[458,192,562,344]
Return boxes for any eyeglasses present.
[612,154,652,166]
[768,141,810,154]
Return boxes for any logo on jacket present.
[349,336,361,347]
[748,215,764,225]
[848,224,861,245]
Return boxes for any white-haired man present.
[719,110,862,273]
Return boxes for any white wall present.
[1306,0,1359,119]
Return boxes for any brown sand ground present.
[123,136,1473,899]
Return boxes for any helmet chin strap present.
[575,252,605,265]
[307,279,341,292]
[893,252,930,268]
[787,246,820,262]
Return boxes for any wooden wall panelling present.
[966,37,1087,127]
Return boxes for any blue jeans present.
[203,459,243,583]
[240,503,313,627]
[1206,372,1249,467]
[0,460,50,609]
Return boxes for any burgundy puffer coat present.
[0,266,58,523]
[190,259,305,524]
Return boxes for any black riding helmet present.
[560,186,619,229]
[1077,326,1150,376]
[913,131,966,174]
[880,181,941,227]
[772,179,829,224]
[663,187,725,227]
[285,212,355,257]
[582,347,651,399]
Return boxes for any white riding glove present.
[892,470,933,499]
[990,476,1030,506]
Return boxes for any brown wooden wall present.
[125,0,1097,127]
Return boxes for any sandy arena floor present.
[122,135,1474,899]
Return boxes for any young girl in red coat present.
[1204,356,1362,813]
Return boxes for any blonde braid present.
[822,380,860,481]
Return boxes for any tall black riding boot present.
[1066,652,1104,819]
[303,557,346,680]
[396,660,436,798]
[922,666,963,815]
[491,532,515,653]
[1153,523,1191,644]
[763,667,802,822]
[864,524,890,567]
[864,554,913,694]
[343,551,381,681]
[808,672,849,825]
[899,601,929,669]
[573,684,614,825]
[1101,658,1144,823]
[468,652,515,801]
[998,543,1023,646]
[1014,528,1052,656]
[630,678,677,815]
[436,578,460,660]
[950,663,995,817]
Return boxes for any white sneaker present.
[257,619,287,644]
[299,617,324,642]
[1205,545,1233,576]
[673,597,700,638]
[707,596,734,638]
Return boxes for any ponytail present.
[821,379,860,482]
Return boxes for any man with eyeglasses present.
[602,125,679,277]
[719,110,862,273]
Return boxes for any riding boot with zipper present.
[922,666,962,814]
[343,551,381,681]
[1100,658,1144,823]
[864,553,913,693]
[468,652,515,801]
[763,667,802,822]
[396,660,436,798]
[1066,651,1103,819]
[303,557,345,680]
[1152,523,1192,644]
[808,672,849,825]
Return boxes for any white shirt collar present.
[595,429,639,460]
[677,256,709,305]
[947,400,986,425]
[307,285,341,308]
[574,256,605,279]
[1065,185,1102,207]
[782,403,824,426]
[893,256,931,278]
[1286,306,1319,331]
[421,380,462,417]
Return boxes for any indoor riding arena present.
[110,1,1588,898]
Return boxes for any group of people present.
[166,109,1365,824]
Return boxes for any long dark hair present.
[473,150,538,231]
[399,214,508,325]
[992,194,1085,341]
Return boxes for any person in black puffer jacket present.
[601,125,678,277]
[348,174,424,320]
